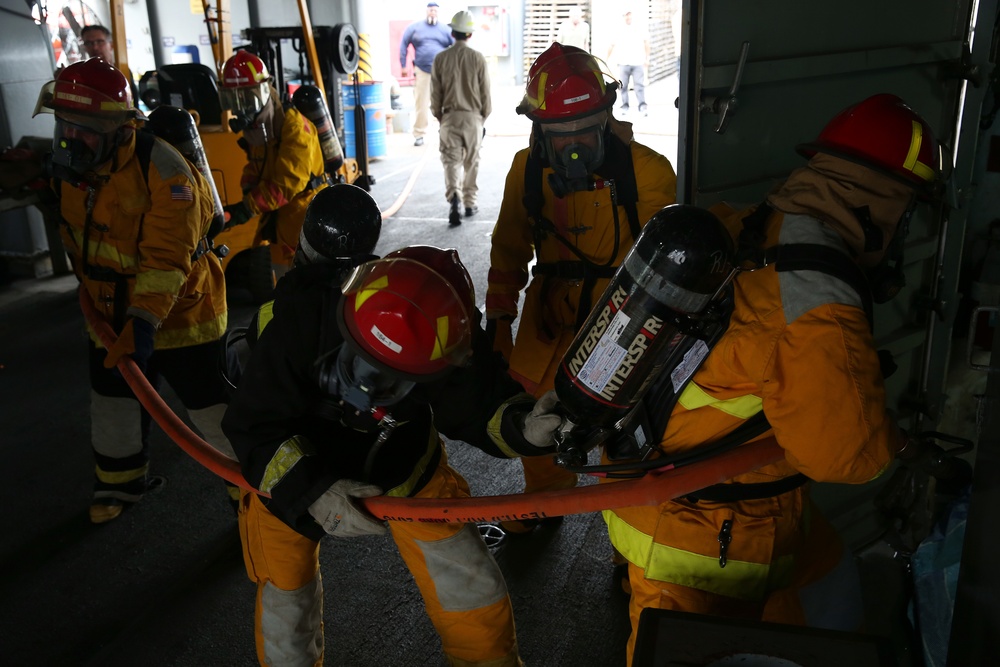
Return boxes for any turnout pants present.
[89,339,236,504]
[616,498,863,667]
[238,454,523,667]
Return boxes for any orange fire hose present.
[361,437,785,523]
[79,286,786,522]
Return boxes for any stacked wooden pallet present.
[521,1,677,85]
[646,1,679,83]
[522,0,592,79]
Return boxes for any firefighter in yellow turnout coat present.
[595,95,942,665]
[218,51,327,279]
[34,58,233,524]
[486,44,676,530]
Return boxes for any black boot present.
[448,194,462,226]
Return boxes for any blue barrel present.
[342,81,386,159]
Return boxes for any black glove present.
[104,317,156,373]
[223,201,253,229]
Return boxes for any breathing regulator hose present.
[80,286,786,521]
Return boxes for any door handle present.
[699,41,750,134]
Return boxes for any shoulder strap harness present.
[523,132,643,329]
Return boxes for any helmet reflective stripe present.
[796,94,939,192]
[354,275,389,311]
[526,71,548,111]
[246,60,265,82]
[56,92,92,106]
[431,317,450,360]
[904,120,935,182]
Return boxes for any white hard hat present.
[448,10,475,33]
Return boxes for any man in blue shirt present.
[399,2,454,146]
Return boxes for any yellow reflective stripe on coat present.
[153,313,229,348]
[677,383,762,419]
[65,226,139,270]
[256,300,275,339]
[486,393,535,459]
[603,509,794,601]
[259,435,315,494]
[134,268,187,296]
[386,426,440,498]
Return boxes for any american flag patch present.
[170,185,193,201]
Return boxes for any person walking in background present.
[399,2,454,147]
[606,10,650,117]
[431,10,491,227]
[557,6,590,52]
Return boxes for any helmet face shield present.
[33,80,56,117]
[219,82,270,118]
[332,343,416,411]
[541,115,607,180]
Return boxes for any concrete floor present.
[0,78,933,666]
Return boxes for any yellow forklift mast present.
[110,0,362,301]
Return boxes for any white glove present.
[522,390,563,448]
[308,479,387,538]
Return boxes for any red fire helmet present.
[517,43,618,123]
[33,58,142,123]
[338,247,475,381]
[797,93,939,192]
[219,51,272,117]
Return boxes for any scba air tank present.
[553,205,737,431]
[292,84,345,173]
[146,105,226,239]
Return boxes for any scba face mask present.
[323,343,416,413]
[52,115,121,174]
[221,83,271,133]
[541,116,607,195]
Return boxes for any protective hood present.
[767,153,914,268]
